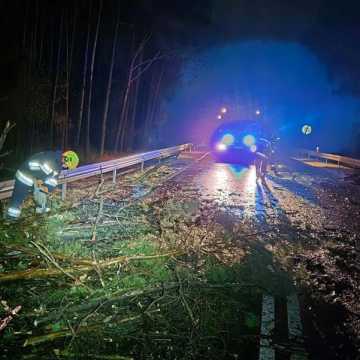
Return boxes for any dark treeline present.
[2,0,360,165]
[0,0,212,163]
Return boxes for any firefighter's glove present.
[36,180,49,194]
[39,185,49,194]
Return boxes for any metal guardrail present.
[0,144,192,201]
[297,149,360,169]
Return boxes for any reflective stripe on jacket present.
[19,151,62,183]
[16,170,34,186]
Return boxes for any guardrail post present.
[61,182,67,201]
[141,161,144,172]
[112,169,117,184]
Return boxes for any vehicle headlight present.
[216,143,227,151]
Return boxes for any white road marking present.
[287,293,308,360]
[259,295,275,360]
[287,294,303,340]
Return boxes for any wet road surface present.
[169,153,360,360]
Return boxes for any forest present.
[2,0,360,169]
[0,0,211,168]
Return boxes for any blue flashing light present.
[243,134,256,147]
[221,133,235,145]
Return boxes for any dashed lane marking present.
[259,295,275,360]
[259,293,309,360]
[287,294,308,360]
[287,293,304,340]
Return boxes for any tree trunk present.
[85,0,102,157]
[62,15,69,150]
[114,32,141,152]
[29,0,39,152]
[49,13,63,149]
[67,5,77,148]
[126,61,141,151]
[38,9,44,70]
[76,1,92,148]
[149,64,164,142]
[18,3,29,156]
[48,17,54,77]
[114,70,132,152]
[119,87,132,150]
[143,69,156,147]
[114,35,160,152]
[100,5,120,156]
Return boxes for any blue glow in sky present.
[162,40,360,152]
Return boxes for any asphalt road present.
[170,153,360,360]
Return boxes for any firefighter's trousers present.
[7,180,49,218]
[7,179,32,218]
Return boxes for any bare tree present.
[76,1,92,148]
[126,50,142,150]
[85,0,103,156]
[63,5,77,149]
[100,5,120,156]
[49,12,63,148]
[145,64,164,147]
[114,35,163,152]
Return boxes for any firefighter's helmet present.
[62,150,79,170]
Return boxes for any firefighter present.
[254,138,272,180]
[6,150,79,219]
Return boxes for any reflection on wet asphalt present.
[172,158,312,356]
[197,162,257,217]
[186,160,309,225]
[170,155,360,359]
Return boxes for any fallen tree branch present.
[33,281,258,326]
[90,169,105,200]
[91,197,104,242]
[30,241,91,292]
[2,244,93,266]
[0,251,181,282]
[24,309,160,347]
[0,305,22,332]
[175,267,196,326]
[116,152,210,215]
[35,283,180,326]
[56,350,133,359]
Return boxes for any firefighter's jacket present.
[15,151,63,191]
